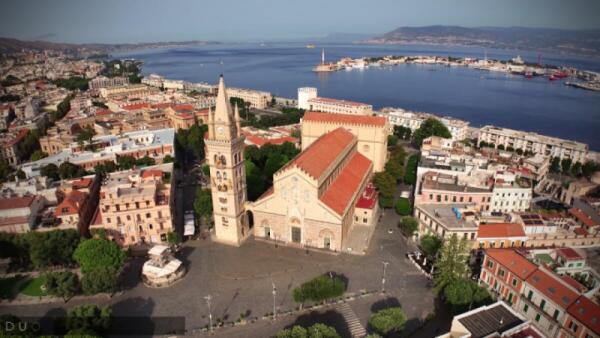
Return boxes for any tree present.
[292,274,346,307]
[276,324,340,338]
[45,271,80,301]
[76,126,96,148]
[394,198,412,216]
[387,135,399,147]
[433,234,470,293]
[193,188,213,225]
[384,160,404,181]
[59,162,86,179]
[443,279,492,313]
[135,156,156,167]
[582,161,600,178]
[0,161,11,183]
[73,238,126,274]
[162,154,174,163]
[373,172,396,199]
[561,158,572,174]
[117,156,136,170]
[570,162,582,177]
[403,154,419,185]
[368,307,406,336]
[27,230,80,268]
[393,125,412,140]
[65,305,111,336]
[30,150,48,161]
[412,118,451,146]
[550,157,561,173]
[52,77,89,91]
[420,234,442,258]
[81,267,119,295]
[398,216,418,237]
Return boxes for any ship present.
[306,44,316,49]
[313,49,336,72]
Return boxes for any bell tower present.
[205,75,249,246]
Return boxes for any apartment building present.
[99,84,157,99]
[227,87,273,109]
[0,128,28,166]
[480,249,600,338]
[491,172,533,213]
[89,76,129,90]
[91,166,174,246]
[383,109,469,142]
[306,97,373,116]
[478,126,588,163]
[0,195,45,233]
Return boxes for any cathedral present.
[207,76,379,251]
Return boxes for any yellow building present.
[249,127,374,252]
[301,112,389,172]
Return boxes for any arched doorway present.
[247,210,254,229]
[290,217,302,244]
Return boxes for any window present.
[523,304,529,313]
[568,321,578,333]
[146,213,151,219]
[291,226,301,243]
[148,224,153,230]
[553,309,559,320]
[499,269,505,277]
[527,290,533,300]
[535,314,541,322]
[106,217,111,223]
[540,299,546,310]
[487,260,494,268]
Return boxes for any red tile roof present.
[0,196,36,210]
[557,247,583,261]
[244,134,298,147]
[172,104,195,111]
[567,296,600,335]
[142,169,163,179]
[0,216,30,227]
[574,227,589,236]
[71,178,93,189]
[485,249,537,280]
[560,275,587,293]
[320,151,371,215]
[355,182,377,209]
[95,109,113,116]
[55,190,88,216]
[280,128,355,180]
[568,208,597,227]
[526,269,579,308]
[5,128,29,146]
[303,111,387,127]
[122,103,151,111]
[477,223,526,238]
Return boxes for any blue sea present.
[115,43,600,150]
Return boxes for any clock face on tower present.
[217,126,224,134]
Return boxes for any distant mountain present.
[0,37,219,56]
[365,26,600,56]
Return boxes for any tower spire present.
[214,74,233,125]
[234,103,241,137]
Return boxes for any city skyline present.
[1,0,600,43]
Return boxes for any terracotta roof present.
[0,196,36,210]
[567,296,600,335]
[244,134,298,147]
[0,216,30,227]
[95,109,113,116]
[477,223,526,238]
[308,97,371,107]
[485,249,537,280]
[355,182,377,209]
[574,227,589,236]
[320,151,371,215]
[280,128,355,180]
[568,208,597,227]
[557,247,583,261]
[5,128,29,146]
[172,104,195,111]
[142,169,163,179]
[150,102,172,109]
[122,103,150,111]
[55,190,88,216]
[71,178,93,189]
[560,275,587,293]
[526,269,578,308]
[303,111,387,127]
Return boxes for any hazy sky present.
[1,0,599,43]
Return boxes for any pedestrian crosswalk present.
[336,303,367,338]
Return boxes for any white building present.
[227,87,273,109]
[306,97,373,116]
[478,125,588,163]
[490,172,532,213]
[383,109,469,142]
[298,87,318,110]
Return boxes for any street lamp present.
[381,261,389,293]
[204,295,213,332]
[272,283,277,320]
